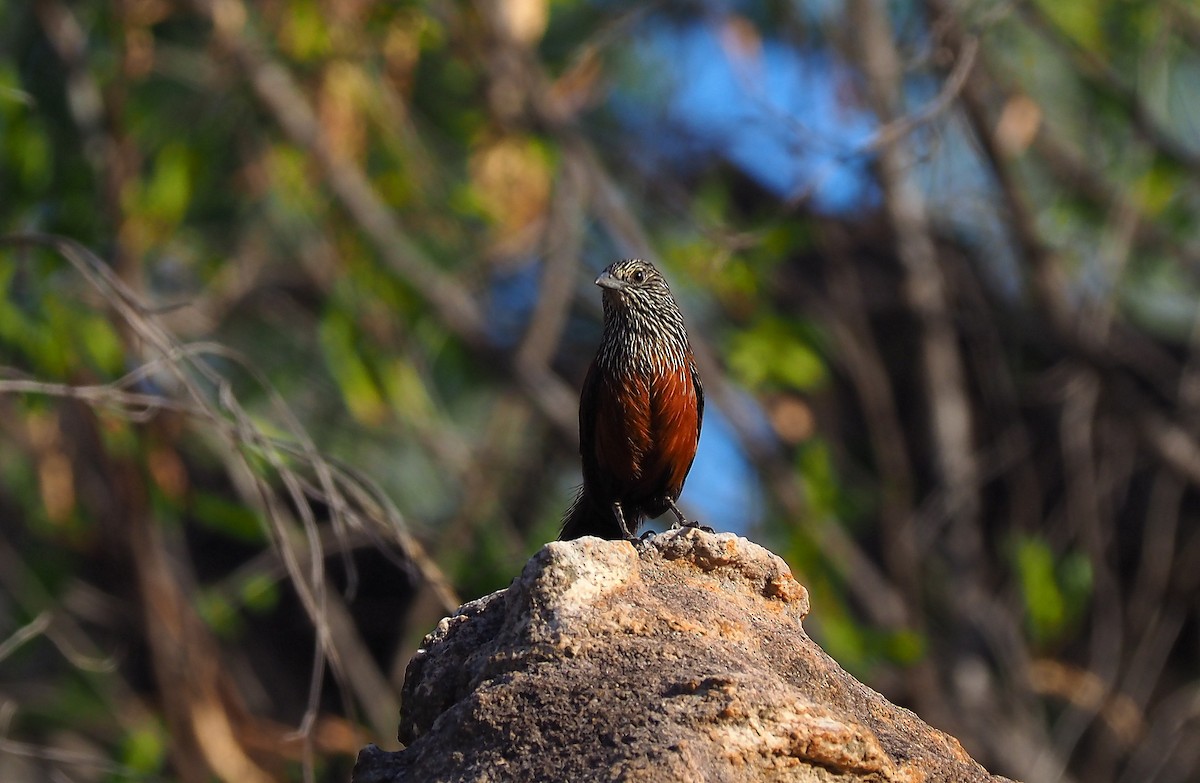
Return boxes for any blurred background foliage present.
[2,0,1199,781]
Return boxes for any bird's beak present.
[595,270,627,291]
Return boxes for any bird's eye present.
[632,270,645,284]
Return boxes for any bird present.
[560,258,704,540]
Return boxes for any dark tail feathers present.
[559,488,624,540]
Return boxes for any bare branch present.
[849,0,981,561]
[0,613,52,665]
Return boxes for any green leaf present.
[319,311,389,425]
[884,628,926,665]
[1134,158,1181,217]
[282,0,331,61]
[267,144,321,217]
[796,439,839,520]
[77,314,125,375]
[196,590,241,637]
[144,143,193,227]
[239,572,280,614]
[714,257,760,300]
[1014,535,1065,643]
[120,723,166,774]
[384,357,434,421]
[191,492,265,543]
[815,612,869,676]
[10,120,51,192]
[1033,0,1105,52]
[728,317,826,391]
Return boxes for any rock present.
[354,528,1015,782]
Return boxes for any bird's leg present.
[612,502,636,540]
[665,497,689,528]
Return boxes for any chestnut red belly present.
[588,364,700,513]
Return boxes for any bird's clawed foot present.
[664,497,715,533]
[680,519,716,534]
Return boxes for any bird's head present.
[595,259,675,316]
[594,259,690,369]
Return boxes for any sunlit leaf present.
[728,317,826,390]
[280,0,330,60]
[384,357,434,422]
[1033,0,1105,52]
[468,135,553,248]
[77,313,125,375]
[144,143,194,227]
[196,589,241,637]
[239,572,280,613]
[266,144,321,218]
[121,723,166,775]
[319,311,389,425]
[1014,535,1065,643]
[1133,158,1181,217]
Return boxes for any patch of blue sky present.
[485,260,542,349]
[611,18,878,214]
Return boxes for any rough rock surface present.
[354,528,1015,782]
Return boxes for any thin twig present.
[0,613,52,664]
